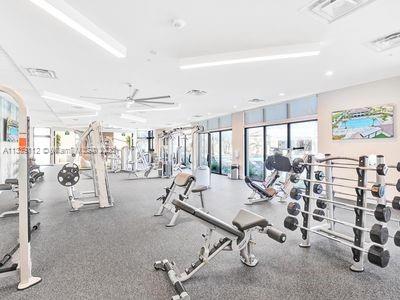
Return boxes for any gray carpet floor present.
[0,166,400,299]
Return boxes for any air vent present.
[186,90,207,96]
[248,98,265,104]
[304,0,377,23]
[192,114,203,118]
[370,31,400,52]
[25,68,57,79]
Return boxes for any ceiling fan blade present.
[135,100,176,105]
[131,88,139,99]
[134,95,171,101]
[80,96,125,101]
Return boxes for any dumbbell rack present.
[288,154,398,271]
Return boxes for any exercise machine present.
[57,121,113,212]
[245,147,303,205]
[0,85,42,289]
[154,173,197,227]
[0,178,43,218]
[154,199,286,299]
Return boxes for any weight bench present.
[0,180,41,218]
[154,199,286,300]
[154,173,196,227]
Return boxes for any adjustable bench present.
[154,199,286,300]
[154,173,196,227]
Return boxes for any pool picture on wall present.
[332,105,394,140]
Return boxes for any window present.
[245,127,264,180]
[265,124,288,156]
[290,121,318,154]
[210,132,220,173]
[184,135,192,166]
[199,133,208,166]
[245,120,317,180]
[33,127,52,165]
[245,108,264,125]
[221,131,232,175]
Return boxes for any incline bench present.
[154,199,286,300]
[154,173,207,227]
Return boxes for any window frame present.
[244,119,317,180]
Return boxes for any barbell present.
[283,216,390,268]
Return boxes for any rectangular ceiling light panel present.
[180,43,321,69]
[305,0,377,23]
[29,0,127,58]
[42,91,101,110]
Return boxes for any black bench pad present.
[232,209,269,231]
[172,199,244,239]
[0,184,12,191]
[192,185,207,193]
[5,179,18,185]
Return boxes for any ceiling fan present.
[80,83,175,108]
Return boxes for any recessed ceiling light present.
[186,90,207,96]
[207,112,212,116]
[325,70,334,76]
[42,91,101,110]
[29,0,127,58]
[171,19,186,29]
[233,105,238,109]
[72,105,83,109]
[248,98,265,104]
[279,93,285,96]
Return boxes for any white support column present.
[0,85,42,290]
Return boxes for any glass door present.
[33,127,52,165]
[245,127,264,180]
[221,131,232,175]
[210,132,220,173]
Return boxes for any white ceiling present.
[0,0,399,129]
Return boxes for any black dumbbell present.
[370,224,389,245]
[316,199,327,209]
[392,196,400,210]
[312,209,325,222]
[374,204,391,223]
[315,171,325,181]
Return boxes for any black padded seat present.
[0,184,12,191]
[172,199,244,239]
[192,185,207,193]
[5,179,18,185]
[232,209,269,231]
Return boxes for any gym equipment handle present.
[266,227,286,243]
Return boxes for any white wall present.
[318,76,400,200]
[231,112,245,179]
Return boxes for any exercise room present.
[1,1,400,299]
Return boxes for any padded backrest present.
[174,173,195,187]
[172,199,244,239]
